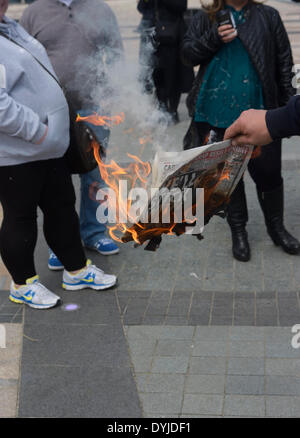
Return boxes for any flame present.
[76,112,125,128]
[91,138,151,244]
[219,170,230,181]
[139,134,152,145]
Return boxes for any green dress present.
[194,6,264,129]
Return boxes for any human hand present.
[224,109,272,146]
[218,24,237,43]
[35,125,48,145]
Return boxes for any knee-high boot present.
[257,184,300,255]
[227,180,251,262]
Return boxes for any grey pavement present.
[1,0,300,418]
[126,325,300,417]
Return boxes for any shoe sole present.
[84,245,120,256]
[270,237,300,255]
[48,264,64,271]
[9,294,60,309]
[62,279,117,291]
[273,242,300,255]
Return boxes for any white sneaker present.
[9,275,60,309]
[62,259,117,291]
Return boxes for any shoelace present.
[88,264,105,276]
[30,282,55,297]
[96,238,113,247]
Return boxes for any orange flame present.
[139,134,153,145]
[76,112,125,128]
[91,139,151,244]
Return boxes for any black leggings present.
[195,121,283,192]
[0,157,87,284]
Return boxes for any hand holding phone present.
[218,24,237,43]
[216,9,237,43]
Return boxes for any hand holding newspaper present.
[121,139,253,251]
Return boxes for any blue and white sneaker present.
[85,237,119,256]
[48,250,64,271]
[62,259,117,291]
[9,275,60,309]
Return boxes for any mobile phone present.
[216,10,236,28]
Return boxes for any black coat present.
[138,0,187,19]
[138,0,194,96]
[181,2,295,147]
[267,96,300,140]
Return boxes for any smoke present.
[70,8,172,160]
[93,42,172,156]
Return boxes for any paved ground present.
[1,0,300,418]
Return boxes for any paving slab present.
[182,394,224,416]
[223,395,265,417]
[226,375,265,395]
[266,396,300,417]
[135,373,185,394]
[185,374,225,395]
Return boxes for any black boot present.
[227,180,251,262]
[257,184,300,255]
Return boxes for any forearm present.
[266,95,300,139]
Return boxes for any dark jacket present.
[138,0,194,95]
[138,0,187,19]
[267,95,300,140]
[182,2,295,148]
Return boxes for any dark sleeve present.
[160,0,187,13]
[272,8,295,105]
[266,96,300,139]
[181,11,222,67]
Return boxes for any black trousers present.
[0,157,87,284]
[195,121,283,193]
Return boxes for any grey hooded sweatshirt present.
[0,16,69,166]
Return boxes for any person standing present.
[21,0,123,270]
[137,0,155,94]
[182,0,300,261]
[0,0,116,309]
[138,0,194,124]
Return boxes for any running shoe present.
[9,275,60,309]
[48,249,64,271]
[62,259,117,291]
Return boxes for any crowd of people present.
[0,0,300,310]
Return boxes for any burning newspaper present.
[76,113,253,251]
[121,140,253,250]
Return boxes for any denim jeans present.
[77,109,110,246]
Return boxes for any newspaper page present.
[121,140,253,249]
